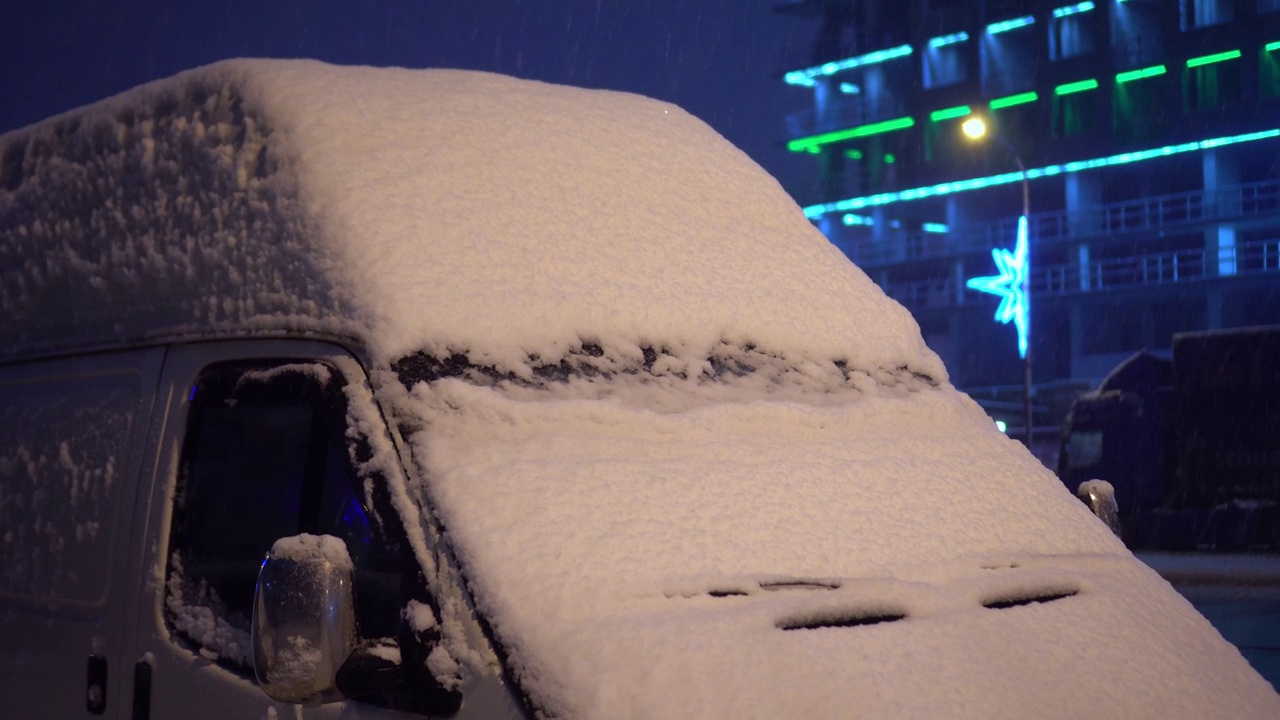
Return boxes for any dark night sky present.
[1,1,818,198]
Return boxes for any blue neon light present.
[987,16,1035,34]
[842,213,875,226]
[803,128,1280,218]
[923,222,950,233]
[784,44,914,86]
[929,32,970,48]
[840,82,861,94]
[1052,1,1095,19]
[966,216,1029,359]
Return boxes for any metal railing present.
[844,179,1280,268]
[879,238,1280,309]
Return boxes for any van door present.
[120,340,439,719]
[0,348,165,719]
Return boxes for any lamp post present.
[961,116,1034,449]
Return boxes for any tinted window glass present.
[165,360,400,672]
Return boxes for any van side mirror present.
[1076,479,1122,538]
[252,535,357,705]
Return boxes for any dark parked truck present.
[1059,326,1280,550]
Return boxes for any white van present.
[1,59,1276,719]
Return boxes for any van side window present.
[0,365,145,606]
[164,360,403,674]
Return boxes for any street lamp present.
[961,116,1034,449]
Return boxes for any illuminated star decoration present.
[966,215,1029,358]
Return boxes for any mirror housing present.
[252,534,357,705]
[1076,479,1122,538]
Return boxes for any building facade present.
[775,0,1280,448]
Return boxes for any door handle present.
[86,654,107,715]
[133,657,154,720]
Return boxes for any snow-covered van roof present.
[0,58,942,382]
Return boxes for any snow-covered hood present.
[397,377,1279,718]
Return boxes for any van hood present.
[505,554,1262,719]
[396,378,1280,718]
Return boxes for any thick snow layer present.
[1,59,942,382]
[403,378,1280,718]
[165,554,252,669]
[249,61,940,377]
[269,533,353,571]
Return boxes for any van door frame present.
[121,338,421,718]
[0,346,165,720]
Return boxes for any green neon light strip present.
[802,128,1280,218]
[1186,49,1241,68]
[1115,65,1166,83]
[1055,78,1099,95]
[989,91,1038,109]
[930,105,972,122]
[787,116,916,152]
[1266,41,1280,53]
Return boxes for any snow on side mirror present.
[252,534,357,706]
[1076,479,1122,538]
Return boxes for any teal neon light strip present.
[1116,65,1166,83]
[802,129,1280,218]
[989,91,1038,109]
[930,105,972,122]
[1055,79,1099,95]
[1052,1,1095,18]
[929,32,969,48]
[987,16,1035,34]
[1186,49,1241,68]
[923,222,950,233]
[1267,41,1280,53]
[784,44,914,86]
[966,216,1029,359]
[787,116,916,152]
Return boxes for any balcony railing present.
[879,237,1280,309]
[1038,248,1210,295]
[843,179,1280,268]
